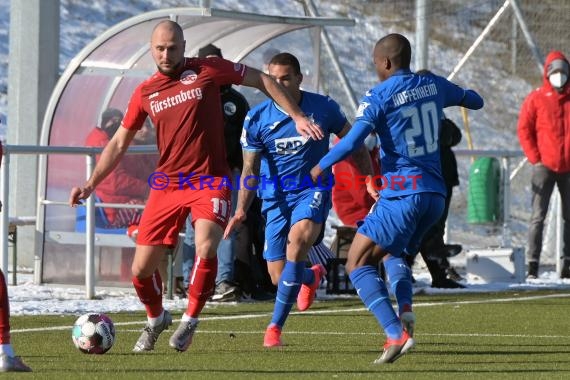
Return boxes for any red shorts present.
[136,178,231,247]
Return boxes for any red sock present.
[186,256,217,318]
[0,270,10,344]
[132,270,163,318]
[400,303,413,315]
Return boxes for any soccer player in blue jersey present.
[311,34,484,364]
[224,52,373,347]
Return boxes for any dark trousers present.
[420,187,453,258]
[414,186,453,282]
[527,164,570,264]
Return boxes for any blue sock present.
[384,256,413,315]
[270,261,305,328]
[302,266,315,285]
[349,265,402,339]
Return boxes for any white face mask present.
[549,72,568,89]
[364,133,378,151]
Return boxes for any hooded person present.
[546,56,569,91]
[517,50,570,279]
[99,108,123,138]
[197,43,222,59]
[84,107,148,228]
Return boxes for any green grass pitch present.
[6,290,570,379]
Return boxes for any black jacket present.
[221,86,250,171]
[440,118,462,188]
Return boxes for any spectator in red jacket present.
[84,108,149,228]
[332,132,381,227]
[517,50,570,279]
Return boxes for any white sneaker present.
[132,310,173,352]
[0,354,32,372]
[373,329,414,364]
[169,319,199,352]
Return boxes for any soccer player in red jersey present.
[0,142,32,372]
[69,20,322,353]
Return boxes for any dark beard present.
[157,60,183,77]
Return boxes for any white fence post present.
[85,154,96,299]
[500,156,512,247]
[0,152,9,275]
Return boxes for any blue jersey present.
[242,91,346,200]
[354,69,473,198]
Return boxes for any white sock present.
[0,344,14,358]
[181,313,198,325]
[148,310,164,327]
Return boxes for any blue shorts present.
[262,189,331,262]
[358,192,445,257]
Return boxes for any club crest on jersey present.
[274,136,307,155]
[180,70,198,85]
[355,102,370,118]
[224,101,237,116]
[234,63,242,72]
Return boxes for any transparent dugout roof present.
[37,7,354,285]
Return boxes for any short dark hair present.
[100,108,123,128]
[416,69,433,76]
[263,48,281,64]
[376,33,412,69]
[198,43,222,58]
[268,52,301,75]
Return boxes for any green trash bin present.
[467,157,501,224]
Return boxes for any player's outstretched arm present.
[241,67,323,140]
[312,121,373,183]
[69,126,137,207]
[223,150,261,240]
[336,122,374,178]
[460,89,484,110]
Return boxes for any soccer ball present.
[71,313,116,354]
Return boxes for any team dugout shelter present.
[37,8,354,287]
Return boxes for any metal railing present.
[0,144,156,298]
[3,144,560,296]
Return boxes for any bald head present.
[150,20,186,76]
[151,20,185,42]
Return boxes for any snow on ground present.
[8,269,570,316]
[1,1,568,317]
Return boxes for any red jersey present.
[122,57,247,185]
[84,127,148,226]
[332,138,381,227]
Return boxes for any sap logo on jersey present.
[275,136,307,155]
[180,70,197,85]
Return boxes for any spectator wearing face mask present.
[518,51,570,279]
